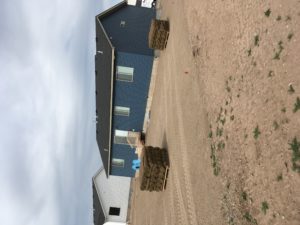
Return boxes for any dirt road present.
[130,0,300,224]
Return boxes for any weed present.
[273,41,284,60]
[242,191,247,201]
[237,94,240,98]
[230,115,235,121]
[220,118,226,125]
[218,141,225,150]
[226,182,230,189]
[273,120,279,130]
[229,76,232,81]
[268,70,274,77]
[286,15,291,21]
[276,173,283,181]
[253,61,257,67]
[244,134,248,139]
[288,84,295,93]
[247,48,252,56]
[273,52,280,60]
[254,35,260,46]
[226,86,231,92]
[244,212,258,224]
[261,201,269,214]
[211,144,220,176]
[253,125,261,139]
[264,8,271,17]
[293,97,300,112]
[225,101,229,105]
[276,15,281,21]
[216,127,223,137]
[288,137,300,172]
[281,107,286,113]
[208,130,213,138]
[288,32,294,41]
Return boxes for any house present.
[92,168,131,225]
[95,1,155,177]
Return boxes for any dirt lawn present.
[130,0,300,224]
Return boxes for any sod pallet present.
[148,19,170,50]
[140,146,169,192]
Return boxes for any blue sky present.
[0,0,120,224]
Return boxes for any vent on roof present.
[120,20,126,27]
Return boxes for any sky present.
[0,0,120,225]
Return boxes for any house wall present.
[101,5,155,56]
[94,170,131,223]
[111,51,153,177]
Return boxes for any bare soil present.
[130,0,300,224]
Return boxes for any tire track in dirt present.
[166,45,198,225]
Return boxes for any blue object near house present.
[95,1,155,177]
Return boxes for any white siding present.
[94,169,131,223]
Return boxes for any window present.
[116,66,134,82]
[114,130,129,145]
[114,106,130,116]
[112,158,124,167]
[109,207,120,216]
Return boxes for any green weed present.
[273,121,279,130]
[276,173,283,181]
[244,212,258,224]
[261,201,269,214]
[288,137,300,172]
[254,35,260,46]
[264,8,271,17]
[288,84,295,94]
[288,32,294,41]
[293,97,300,112]
[253,125,261,139]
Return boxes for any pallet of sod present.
[148,19,170,50]
[140,146,169,192]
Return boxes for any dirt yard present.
[130,0,300,224]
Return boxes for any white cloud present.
[0,0,120,224]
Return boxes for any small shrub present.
[253,125,261,139]
[261,201,269,214]
[276,15,281,21]
[286,15,291,21]
[293,97,300,112]
[264,8,271,17]
[230,115,235,121]
[242,191,247,201]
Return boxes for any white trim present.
[108,47,115,176]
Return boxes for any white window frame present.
[116,66,134,82]
[112,158,125,167]
[114,106,130,116]
[114,130,129,145]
